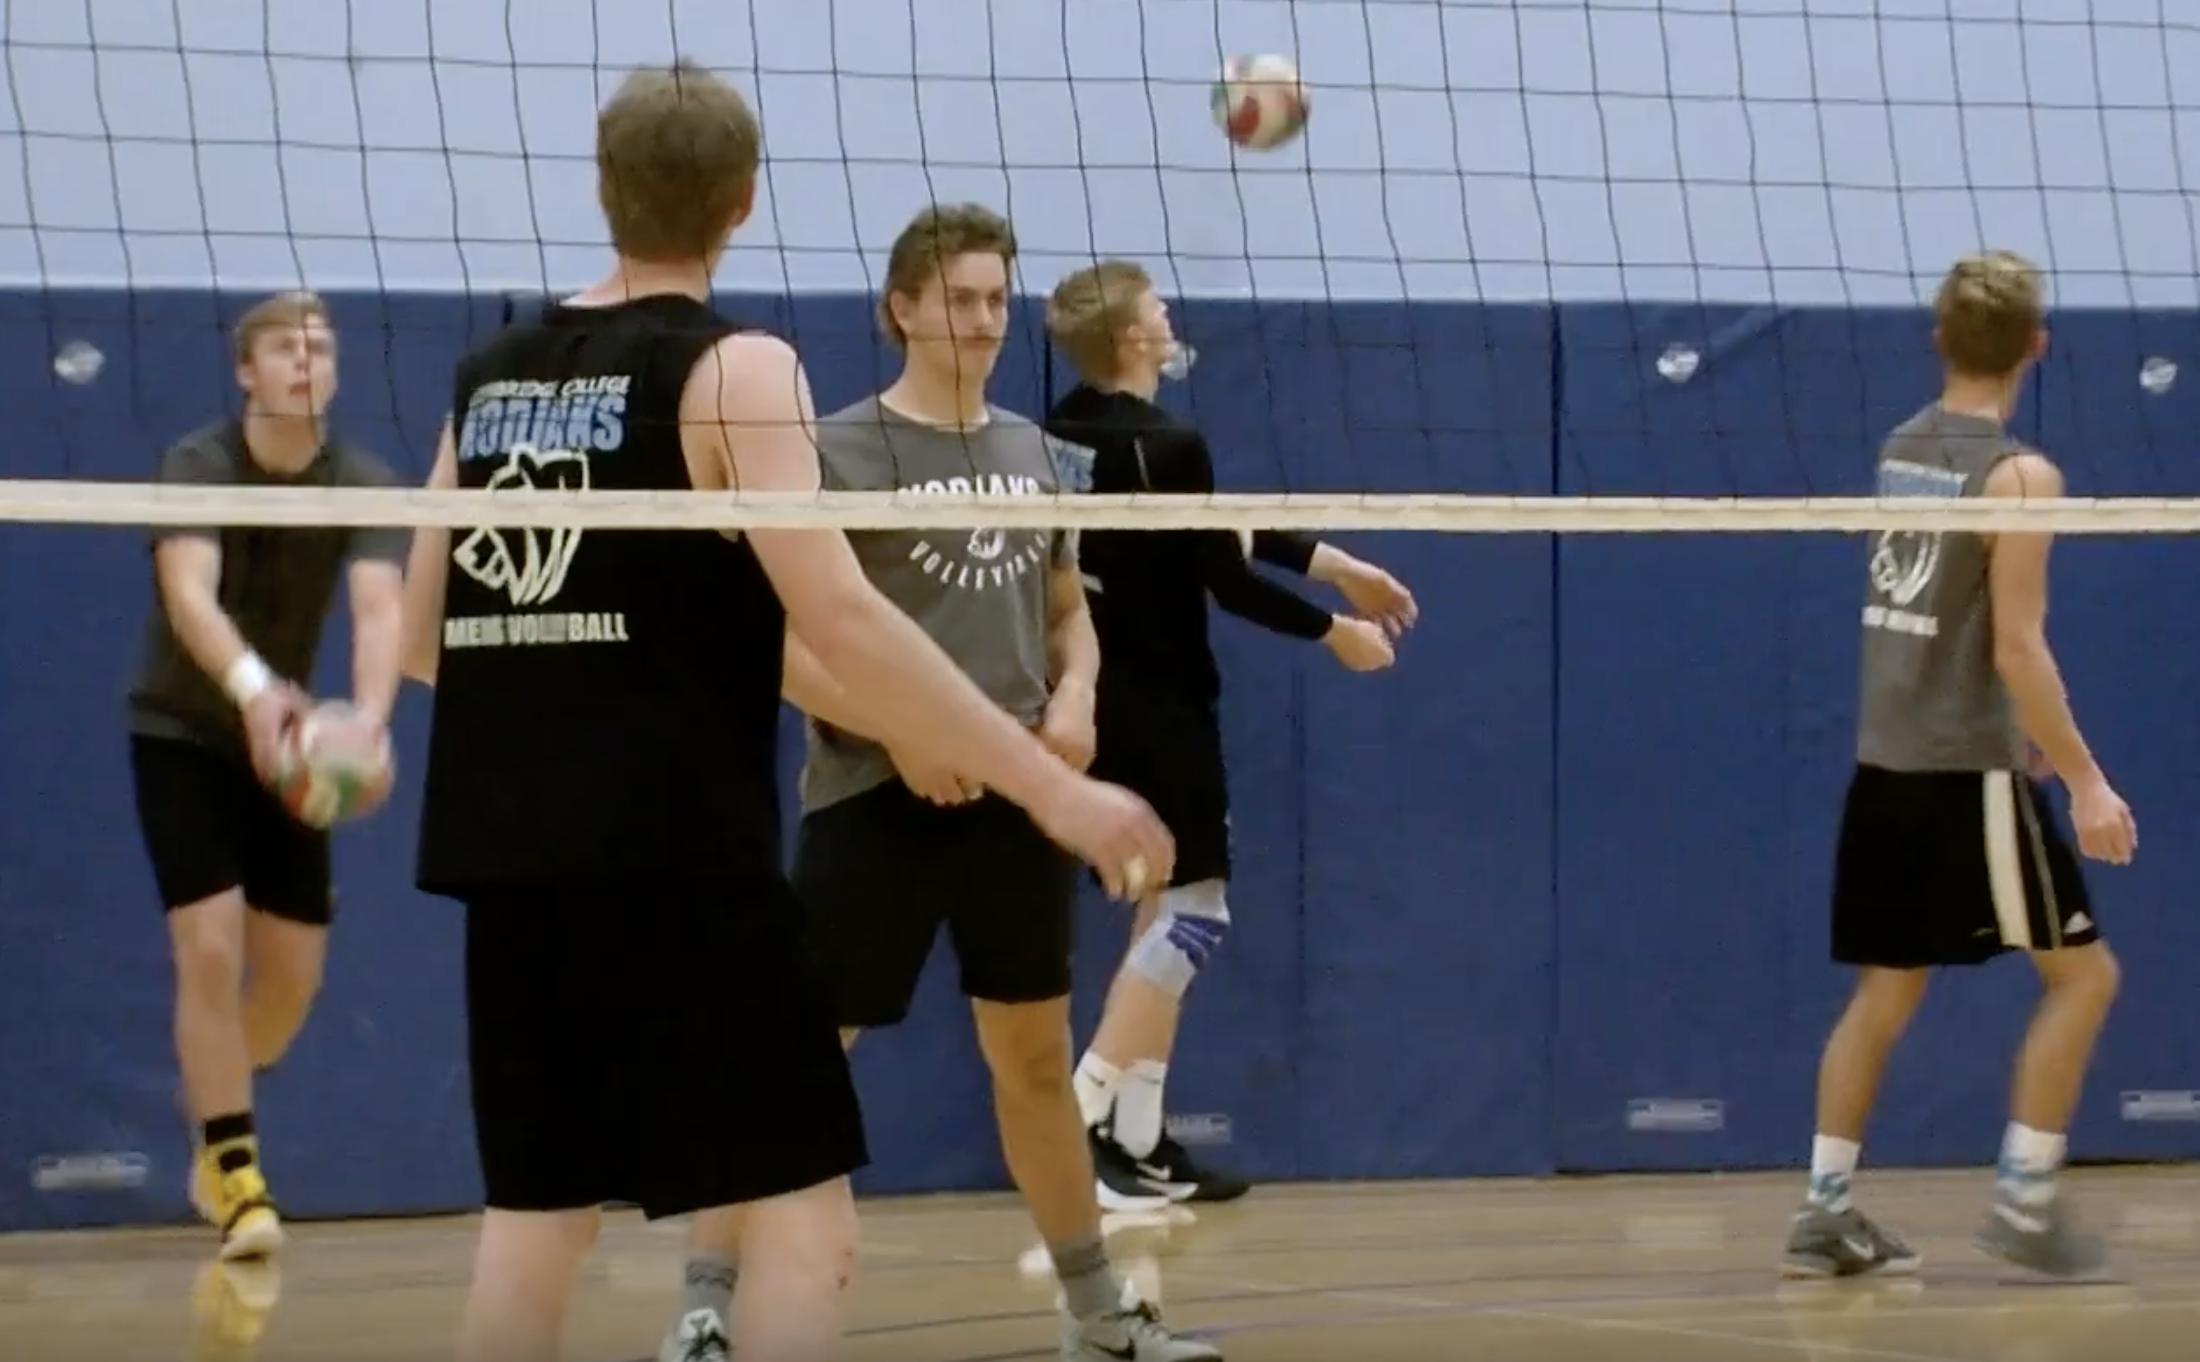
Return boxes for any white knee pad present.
[1125,879,1230,1000]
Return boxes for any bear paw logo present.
[453,443,591,606]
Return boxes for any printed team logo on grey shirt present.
[900,473,1051,592]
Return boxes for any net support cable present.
[2,482,2195,534]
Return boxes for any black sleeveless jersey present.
[414,294,787,894]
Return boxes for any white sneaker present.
[659,1308,731,1362]
[1062,1299,1222,1361]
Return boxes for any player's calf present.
[976,997,1104,1239]
[1971,941,2121,1281]
[2003,941,2120,1205]
[1085,883,1247,1204]
[170,892,286,1259]
[458,1208,600,1362]
[727,1177,859,1362]
[240,913,327,1070]
[1783,968,1928,1279]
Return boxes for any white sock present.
[1807,1134,1861,1210]
[1073,1053,1121,1130]
[1113,1060,1168,1159]
[1998,1122,2065,1205]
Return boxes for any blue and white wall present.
[4,0,2199,1231]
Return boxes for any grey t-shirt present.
[800,396,1074,812]
[1855,404,2025,772]
[126,420,409,755]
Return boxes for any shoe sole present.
[1097,1182,1183,1213]
[1779,1254,1921,1279]
[1184,1183,1250,1204]
[219,1215,286,1262]
[1971,1232,2116,1284]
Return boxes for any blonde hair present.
[595,62,761,263]
[1045,260,1154,379]
[878,203,1018,348]
[1934,250,2043,378]
[231,290,329,365]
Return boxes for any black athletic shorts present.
[129,732,332,925]
[1089,677,1231,889]
[461,879,867,1219]
[1830,763,2099,969]
[795,780,1080,1028]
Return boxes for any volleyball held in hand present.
[271,701,394,828]
[1212,54,1309,151]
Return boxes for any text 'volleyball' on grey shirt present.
[799,396,1076,813]
[1854,404,2026,772]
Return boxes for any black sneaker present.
[1143,1133,1249,1204]
[1089,1124,1187,1211]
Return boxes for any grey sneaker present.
[1062,1301,1222,1361]
[1781,1202,1922,1278]
[658,1308,731,1362]
[1973,1192,2114,1281]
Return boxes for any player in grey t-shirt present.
[125,292,409,1262]
[795,392,1074,812]
[666,204,1216,1362]
[1787,252,2132,1287]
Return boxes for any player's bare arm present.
[154,534,306,776]
[685,332,1173,893]
[1040,559,1099,770]
[346,558,404,727]
[399,423,457,686]
[1983,451,2135,864]
[155,537,257,690]
[780,630,872,734]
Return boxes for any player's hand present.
[886,743,984,806]
[241,682,312,784]
[1323,615,1396,672]
[1332,557,1418,637]
[1038,679,1097,771]
[2066,773,2136,866]
[1029,773,1175,902]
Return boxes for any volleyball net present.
[1,0,2193,539]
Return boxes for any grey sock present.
[682,1252,737,1322]
[1049,1234,1123,1321]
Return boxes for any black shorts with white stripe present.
[1830,763,2099,968]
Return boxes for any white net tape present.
[2,480,2198,534]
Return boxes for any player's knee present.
[1126,879,1230,1001]
[973,1003,1074,1098]
[474,1208,601,1301]
[1843,966,1927,1037]
[169,897,248,1000]
[2036,940,2120,1007]
[745,1178,859,1297]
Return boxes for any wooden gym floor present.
[3,1166,2195,1361]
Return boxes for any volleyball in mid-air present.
[1212,54,1309,151]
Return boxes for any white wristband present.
[222,652,274,708]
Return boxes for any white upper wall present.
[2,0,2193,304]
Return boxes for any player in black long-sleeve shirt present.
[1042,260,1418,1208]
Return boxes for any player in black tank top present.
[413,292,786,892]
[397,65,1178,1362]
